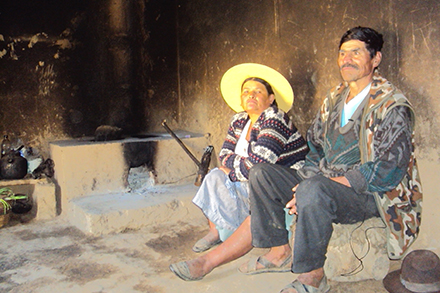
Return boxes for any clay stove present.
[49,131,208,221]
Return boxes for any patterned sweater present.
[304,71,422,259]
[218,105,308,181]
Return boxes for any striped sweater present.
[219,106,308,181]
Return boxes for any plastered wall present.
[175,0,440,255]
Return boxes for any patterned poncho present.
[313,71,422,259]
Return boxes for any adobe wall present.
[176,0,440,254]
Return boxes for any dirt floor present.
[0,212,398,293]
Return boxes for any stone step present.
[67,183,203,236]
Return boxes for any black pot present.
[11,195,33,214]
[0,149,28,179]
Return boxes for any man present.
[249,26,422,293]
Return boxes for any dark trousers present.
[249,163,380,273]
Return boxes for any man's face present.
[338,40,381,84]
[240,80,274,116]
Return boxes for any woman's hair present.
[339,26,384,58]
[242,77,275,95]
[241,77,277,106]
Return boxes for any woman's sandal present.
[169,261,206,281]
[192,238,222,253]
[280,275,330,293]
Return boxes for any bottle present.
[1,135,12,157]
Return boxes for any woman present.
[191,63,308,253]
[169,63,308,281]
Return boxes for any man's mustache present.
[341,64,359,70]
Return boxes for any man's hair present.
[339,26,384,58]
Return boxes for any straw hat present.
[220,63,294,113]
[383,250,440,293]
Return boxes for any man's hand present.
[285,184,299,215]
[218,166,232,175]
[285,177,350,216]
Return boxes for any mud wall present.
[2,0,439,160]
[176,0,440,253]
[176,0,440,160]
[0,0,179,157]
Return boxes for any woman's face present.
[240,80,275,116]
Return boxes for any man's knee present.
[249,163,274,183]
[296,176,329,205]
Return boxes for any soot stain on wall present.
[0,0,179,158]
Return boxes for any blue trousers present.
[249,163,380,273]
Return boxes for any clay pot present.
[11,195,33,214]
[0,149,28,179]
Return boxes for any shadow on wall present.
[285,49,319,137]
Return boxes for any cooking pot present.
[0,146,28,179]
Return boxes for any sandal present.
[280,275,330,293]
[169,261,205,281]
[238,254,292,275]
[192,238,222,253]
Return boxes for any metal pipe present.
[161,120,201,167]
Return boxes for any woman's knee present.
[207,168,225,178]
[202,168,226,185]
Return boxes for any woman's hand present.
[285,184,298,215]
[218,166,232,175]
